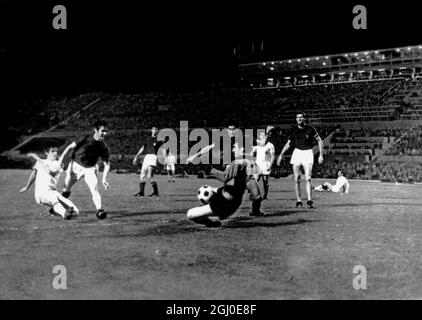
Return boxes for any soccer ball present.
[197,185,215,204]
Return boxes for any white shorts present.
[290,149,314,166]
[141,154,157,171]
[166,164,175,171]
[67,161,97,181]
[35,190,60,207]
[256,161,271,175]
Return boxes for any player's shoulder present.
[75,134,91,143]
[306,124,318,131]
[101,139,110,149]
[144,135,154,143]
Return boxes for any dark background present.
[0,0,421,99]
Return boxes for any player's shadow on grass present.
[376,196,421,200]
[110,209,187,218]
[328,202,422,208]
[113,220,208,237]
[224,217,318,229]
[262,210,308,217]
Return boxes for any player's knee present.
[187,208,197,220]
[251,192,262,201]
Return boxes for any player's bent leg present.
[148,166,159,196]
[323,182,334,192]
[134,167,147,196]
[247,180,263,216]
[51,202,73,220]
[52,202,66,218]
[187,205,221,228]
[84,169,102,211]
[314,185,324,192]
[304,164,315,209]
[187,204,213,219]
[134,179,146,196]
[262,175,269,200]
[57,193,79,216]
[292,165,302,207]
[134,171,146,196]
[62,169,78,198]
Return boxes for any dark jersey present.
[142,136,162,155]
[221,135,237,165]
[208,159,255,219]
[209,186,243,220]
[72,135,110,168]
[289,125,319,150]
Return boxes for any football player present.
[251,131,275,200]
[187,143,263,228]
[60,120,110,219]
[314,170,350,193]
[19,147,79,220]
[133,126,163,197]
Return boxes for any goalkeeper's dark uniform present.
[208,159,263,219]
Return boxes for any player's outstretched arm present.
[58,141,77,166]
[102,161,111,189]
[18,169,36,193]
[316,136,324,164]
[277,140,291,166]
[27,153,52,175]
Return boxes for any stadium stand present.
[3,45,422,182]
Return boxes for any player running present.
[19,147,79,220]
[314,170,350,193]
[251,131,275,200]
[187,143,263,228]
[163,149,176,183]
[60,120,110,219]
[277,112,323,209]
[133,126,163,197]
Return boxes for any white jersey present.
[254,142,275,175]
[333,176,349,193]
[165,155,176,166]
[34,159,62,194]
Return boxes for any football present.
[197,185,216,204]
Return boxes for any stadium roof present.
[239,45,422,67]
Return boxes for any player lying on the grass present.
[187,143,263,228]
[314,170,350,193]
[18,147,79,220]
[59,120,110,219]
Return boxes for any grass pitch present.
[1,169,421,299]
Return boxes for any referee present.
[276,112,323,209]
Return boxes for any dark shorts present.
[209,186,244,220]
